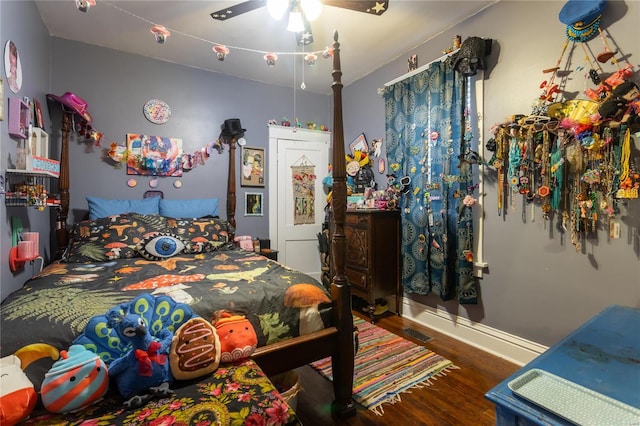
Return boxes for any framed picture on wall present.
[349,133,368,155]
[241,147,265,187]
[34,99,44,129]
[245,192,263,216]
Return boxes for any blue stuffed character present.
[107,308,174,409]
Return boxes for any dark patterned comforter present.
[1,249,328,424]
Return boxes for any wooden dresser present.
[339,209,401,316]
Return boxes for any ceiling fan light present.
[286,10,305,33]
[300,0,322,21]
[266,0,289,20]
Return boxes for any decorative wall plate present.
[143,99,171,124]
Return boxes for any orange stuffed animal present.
[212,312,257,363]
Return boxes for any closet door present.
[268,126,330,281]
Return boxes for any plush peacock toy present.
[73,293,196,409]
[107,309,174,409]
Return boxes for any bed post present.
[227,137,237,235]
[56,111,72,258]
[329,30,356,418]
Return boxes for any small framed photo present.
[245,192,263,216]
[241,146,265,187]
[349,133,368,155]
[34,98,44,129]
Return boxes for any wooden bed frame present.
[53,32,355,418]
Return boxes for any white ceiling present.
[35,1,497,94]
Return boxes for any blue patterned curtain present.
[384,60,477,304]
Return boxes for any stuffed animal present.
[107,309,174,409]
[213,312,258,363]
[41,345,108,413]
[73,293,196,409]
[169,317,221,380]
[0,355,38,426]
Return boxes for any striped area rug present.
[310,317,457,415]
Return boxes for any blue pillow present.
[159,198,219,218]
[87,196,160,220]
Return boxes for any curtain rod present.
[384,49,458,87]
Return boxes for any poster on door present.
[292,164,316,225]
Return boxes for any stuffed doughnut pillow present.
[170,317,220,380]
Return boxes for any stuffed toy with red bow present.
[106,309,174,409]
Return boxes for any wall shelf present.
[9,246,42,272]
[4,170,59,208]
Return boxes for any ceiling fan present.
[211,1,389,46]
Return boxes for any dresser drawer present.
[345,267,368,292]
[345,213,371,226]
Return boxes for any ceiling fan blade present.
[296,18,314,46]
[323,1,389,16]
[210,0,266,21]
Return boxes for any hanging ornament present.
[322,47,334,59]
[75,0,95,12]
[264,53,278,67]
[213,44,229,61]
[304,53,317,66]
[150,25,170,44]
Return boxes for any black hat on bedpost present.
[221,119,246,137]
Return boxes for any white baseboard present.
[401,298,547,366]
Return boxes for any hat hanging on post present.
[221,118,246,137]
[46,91,93,123]
[559,0,607,42]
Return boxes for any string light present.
[264,53,279,67]
[75,0,96,13]
[213,44,230,61]
[99,1,328,64]
[150,25,170,44]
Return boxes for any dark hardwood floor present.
[292,311,521,425]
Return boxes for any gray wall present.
[49,37,331,229]
[343,0,640,347]
[1,0,54,299]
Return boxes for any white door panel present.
[268,126,330,282]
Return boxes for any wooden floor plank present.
[292,311,520,425]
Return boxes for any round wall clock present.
[143,99,171,124]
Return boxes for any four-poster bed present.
[1,32,355,422]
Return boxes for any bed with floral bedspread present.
[0,213,327,424]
